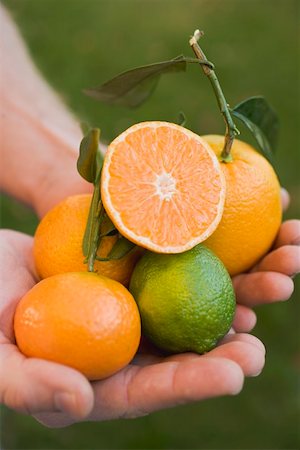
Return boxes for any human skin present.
[0,5,299,427]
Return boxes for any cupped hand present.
[1,190,299,428]
[35,216,300,428]
[0,229,264,428]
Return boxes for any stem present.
[189,30,239,162]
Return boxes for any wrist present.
[32,140,93,218]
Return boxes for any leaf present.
[77,128,101,183]
[82,184,102,258]
[95,236,136,261]
[177,111,187,126]
[231,96,279,163]
[108,236,136,259]
[84,56,213,108]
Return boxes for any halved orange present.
[101,121,225,253]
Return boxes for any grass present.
[1,0,299,449]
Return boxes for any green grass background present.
[0,0,299,448]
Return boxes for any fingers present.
[0,341,94,420]
[274,220,300,248]
[280,188,290,212]
[89,358,244,422]
[220,331,266,353]
[34,331,267,426]
[89,331,268,421]
[89,334,265,420]
[167,333,265,372]
[233,272,294,307]
[232,304,257,332]
[0,230,37,341]
[206,333,265,377]
[35,356,244,427]
[0,229,36,275]
[254,245,300,276]
[1,229,94,422]
[233,219,299,307]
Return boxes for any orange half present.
[101,121,226,253]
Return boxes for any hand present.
[233,190,300,323]
[0,230,94,420]
[1,193,298,428]
[0,229,265,428]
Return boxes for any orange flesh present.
[101,122,225,253]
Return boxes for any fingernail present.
[54,392,76,415]
[251,369,263,377]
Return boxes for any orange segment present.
[101,122,226,253]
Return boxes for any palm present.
[0,218,298,427]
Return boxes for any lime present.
[129,244,236,354]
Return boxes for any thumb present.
[0,341,94,420]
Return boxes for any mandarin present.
[34,194,143,286]
[202,135,282,275]
[14,272,141,380]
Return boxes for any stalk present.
[189,30,239,162]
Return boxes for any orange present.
[202,135,282,275]
[101,121,226,253]
[14,272,141,380]
[34,194,143,286]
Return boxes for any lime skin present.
[129,244,236,354]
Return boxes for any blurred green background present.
[1,0,299,448]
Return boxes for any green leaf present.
[108,236,136,259]
[96,236,136,261]
[177,111,187,126]
[231,96,279,163]
[84,55,213,108]
[82,184,102,258]
[77,128,101,183]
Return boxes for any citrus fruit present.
[129,244,235,354]
[14,272,141,380]
[101,121,226,253]
[34,194,142,286]
[202,135,282,276]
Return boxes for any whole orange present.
[202,135,282,276]
[14,272,141,380]
[34,194,143,286]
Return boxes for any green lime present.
[129,244,235,354]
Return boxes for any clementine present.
[202,135,282,275]
[14,272,141,380]
[34,194,142,285]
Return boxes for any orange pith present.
[14,272,141,380]
[202,135,282,275]
[101,121,226,253]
